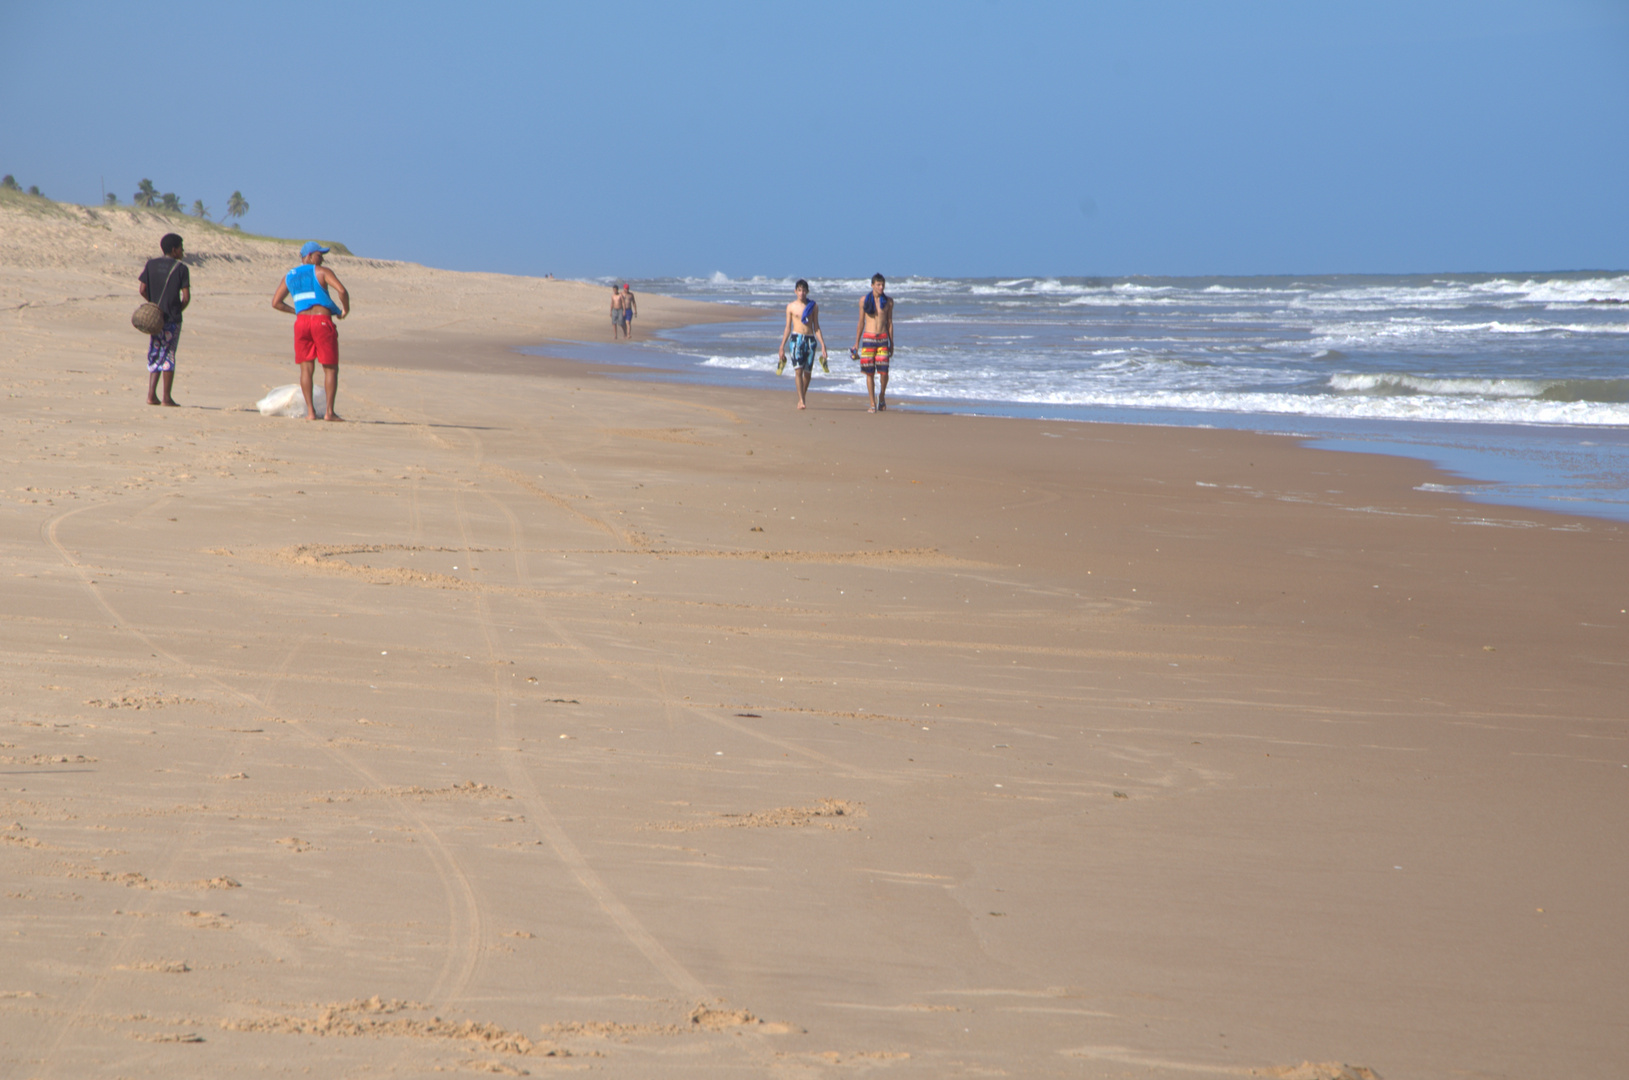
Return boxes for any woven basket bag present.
[132,258,181,335]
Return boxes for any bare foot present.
[797,401,806,410]
[324,414,345,422]
[162,399,179,407]
[147,398,162,406]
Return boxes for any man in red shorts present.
[851,272,895,412]
[271,241,351,420]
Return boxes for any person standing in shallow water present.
[852,272,894,412]
[778,279,828,410]
[137,233,190,406]
[270,241,350,421]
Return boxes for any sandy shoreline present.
[2,204,1625,1079]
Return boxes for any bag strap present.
[154,257,181,305]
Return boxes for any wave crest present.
[1330,373,1629,403]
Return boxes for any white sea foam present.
[1486,320,1629,335]
[700,354,772,371]
[1061,293,1188,306]
[706,353,1629,425]
[1470,275,1629,305]
[887,382,1629,426]
[699,353,860,384]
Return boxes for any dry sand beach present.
[1,200,1625,1079]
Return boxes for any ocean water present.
[531,272,1629,522]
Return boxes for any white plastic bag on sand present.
[256,384,326,417]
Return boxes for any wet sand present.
[2,203,1625,1079]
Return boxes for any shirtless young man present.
[777,279,828,410]
[622,283,637,335]
[852,272,894,412]
[270,242,351,421]
[610,285,626,338]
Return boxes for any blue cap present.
[300,241,330,258]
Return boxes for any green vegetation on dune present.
[0,184,79,218]
[0,179,352,255]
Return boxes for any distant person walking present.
[778,279,828,410]
[852,272,894,412]
[137,232,190,406]
[270,241,350,421]
[610,285,627,339]
[622,283,637,335]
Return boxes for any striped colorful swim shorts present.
[859,332,891,373]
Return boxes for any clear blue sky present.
[3,1,1625,278]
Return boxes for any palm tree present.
[160,192,180,213]
[134,179,158,207]
[190,199,210,220]
[226,191,249,223]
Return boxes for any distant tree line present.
[1,173,249,228]
[130,179,249,225]
[1,174,45,197]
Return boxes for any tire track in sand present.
[30,499,485,1074]
[368,390,710,997]
[451,484,709,1002]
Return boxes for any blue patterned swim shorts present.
[787,333,819,371]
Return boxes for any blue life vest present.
[286,264,340,315]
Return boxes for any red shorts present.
[294,310,339,366]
